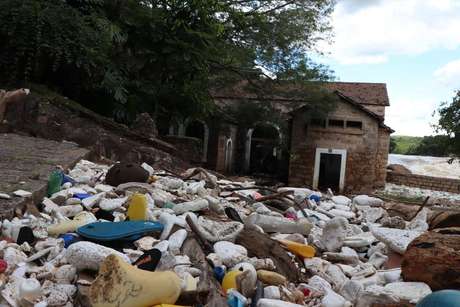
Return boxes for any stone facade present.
[206,120,238,173]
[161,82,393,192]
[387,171,460,193]
[289,98,391,193]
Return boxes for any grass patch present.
[391,135,422,154]
[374,190,425,204]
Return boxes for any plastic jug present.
[127,193,148,221]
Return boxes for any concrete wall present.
[387,171,460,193]
[289,98,388,193]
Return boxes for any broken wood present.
[401,227,460,291]
[183,167,217,189]
[253,190,293,202]
[235,227,302,283]
[186,215,213,254]
[181,236,227,307]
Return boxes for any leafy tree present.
[389,137,397,153]
[436,90,460,156]
[406,135,452,157]
[0,0,112,94]
[0,0,336,123]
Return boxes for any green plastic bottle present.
[47,170,63,197]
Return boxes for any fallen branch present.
[185,215,213,254]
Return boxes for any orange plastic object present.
[277,239,315,258]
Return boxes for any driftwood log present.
[401,228,460,290]
[429,212,460,229]
[180,236,227,307]
[235,228,302,282]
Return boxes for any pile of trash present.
[0,159,442,306]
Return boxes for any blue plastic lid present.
[73,193,92,200]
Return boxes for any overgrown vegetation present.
[436,90,460,157]
[0,0,336,123]
[390,90,460,158]
[390,136,422,154]
[390,135,454,157]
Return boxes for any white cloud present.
[325,0,460,64]
[434,59,460,88]
[386,96,439,136]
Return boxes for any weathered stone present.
[320,217,349,252]
[371,227,422,254]
[401,228,460,290]
[384,282,431,304]
[380,216,406,229]
[353,195,384,207]
[213,241,247,267]
[131,112,158,138]
[360,206,385,223]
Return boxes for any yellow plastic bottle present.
[277,239,316,258]
[127,193,148,221]
[221,270,242,292]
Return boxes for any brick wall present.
[374,127,390,188]
[387,171,460,193]
[289,98,388,193]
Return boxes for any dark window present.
[311,118,326,128]
[328,119,344,128]
[346,120,363,129]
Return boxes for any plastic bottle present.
[47,170,63,197]
[18,278,42,301]
[127,193,148,221]
[277,239,316,258]
[227,289,247,307]
[222,270,242,292]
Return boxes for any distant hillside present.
[391,136,422,154]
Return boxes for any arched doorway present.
[224,138,233,173]
[184,119,209,163]
[247,123,281,175]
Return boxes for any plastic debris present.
[0,159,440,307]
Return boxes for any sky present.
[316,0,460,136]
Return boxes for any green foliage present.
[406,135,453,157]
[390,136,422,154]
[0,0,112,91]
[389,137,397,153]
[391,135,454,157]
[436,90,460,156]
[0,0,335,123]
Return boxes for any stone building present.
[288,83,393,193]
[160,81,393,193]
